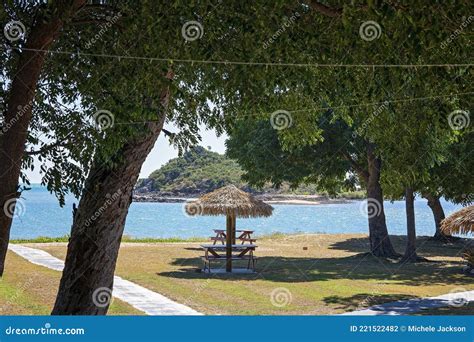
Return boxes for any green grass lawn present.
[0,252,142,315]
[29,233,473,315]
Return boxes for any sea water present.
[10,185,463,239]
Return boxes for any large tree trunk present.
[52,120,165,315]
[401,187,418,263]
[423,193,449,240]
[52,79,171,315]
[0,0,86,276]
[366,146,398,258]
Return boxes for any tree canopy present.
[226,110,359,195]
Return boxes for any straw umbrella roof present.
[185,185,273,218]
[441,205,474,235]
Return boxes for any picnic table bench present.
[201,244,257,272]
[211,229,256,245]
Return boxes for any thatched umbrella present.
[441,205,474,235]
[185,185,273,272]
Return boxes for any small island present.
[133,146,363,205]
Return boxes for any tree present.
[228,108,406,257]
[51,0,259,314]
[227,111,401,257]
[226,112,355,194]
[423,193,448,239]
[403,187,417,262]
[0,0,109,276]
[378,83,468,261]
[421,131,474,240]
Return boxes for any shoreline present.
[132,193,358,205]
[11,233,469,245]
[264,199,351,205]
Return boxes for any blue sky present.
[25,125,227,183]
[140,124,227,178]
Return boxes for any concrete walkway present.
[9,244,201,315]
[344,290,474,315]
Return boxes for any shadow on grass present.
[158,253,470,286]
[416,302,474,315]
[328,235,471,258]
[323,293,418,311]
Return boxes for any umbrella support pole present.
[226,214,234,272]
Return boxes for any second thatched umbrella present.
[440,205,474,236]
[185,185,273,272]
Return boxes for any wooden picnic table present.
[201,244,258,272]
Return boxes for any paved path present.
[9,244,201,316]
[344,290,474,315]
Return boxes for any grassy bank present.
[335,190,366,199]
[26,233,472,315]
[11,232,299,244]
[11,235,206,244]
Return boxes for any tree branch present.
[161,128,175,138]
[26,142,65,156]
[342,151,369,182]
[26,133,73,156]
